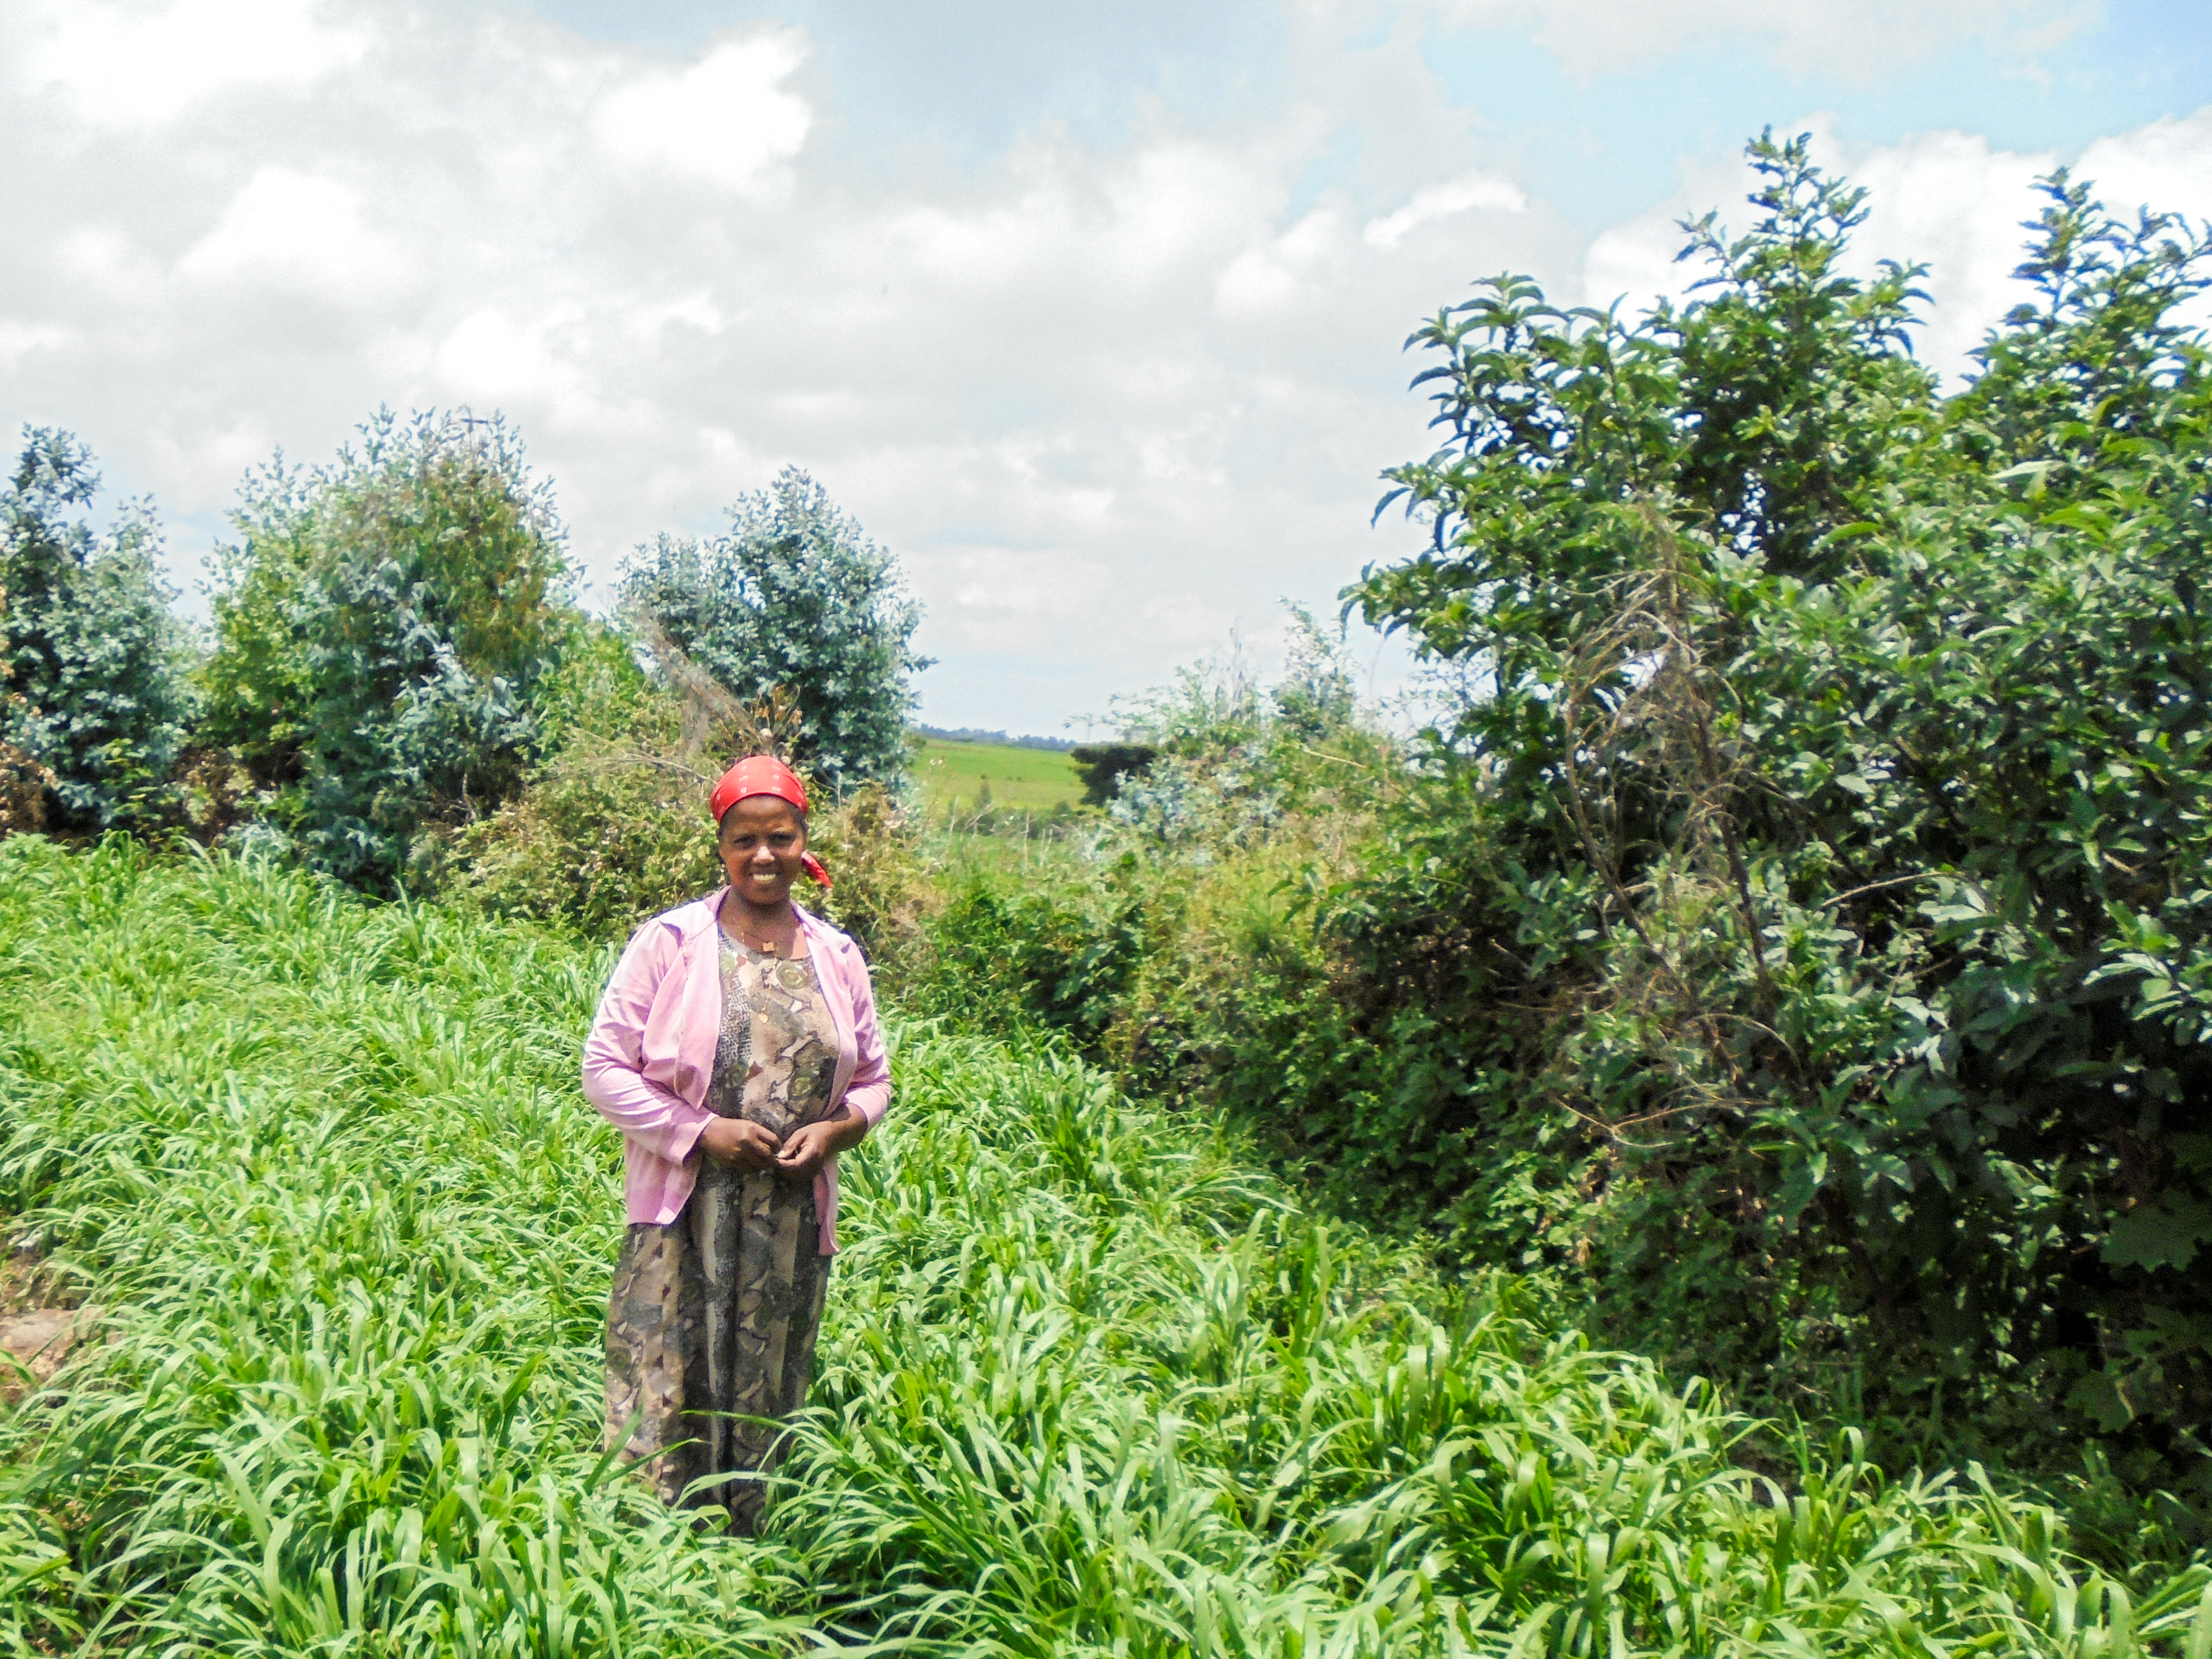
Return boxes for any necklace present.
[722,895,795,957]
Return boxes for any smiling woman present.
[579,752,890,1531]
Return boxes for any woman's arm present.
[580,922,715,1164]
[839,944,891,1131]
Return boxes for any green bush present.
[916,875,1150,1052]
[0,428,192,831]
[200,409,576,889]
[1327,140,2212,1506]
[428,629,723,937]
[799,779,933,967]
[900,623,1400,1122]
[1068,743,1156,805]
[431,625,936,956]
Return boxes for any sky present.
[2,0,2208,734]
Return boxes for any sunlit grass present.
[1,836,2206,1656]
[910,737,1083,815]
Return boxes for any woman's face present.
[717,795,808,907]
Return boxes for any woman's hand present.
[699,1116,782,1170]
[774,1108,865,1180]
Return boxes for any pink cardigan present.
[580,891,891,1255]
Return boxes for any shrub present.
[802,780,932,967]
[916,875,1149,1053]
[0,569,53,838]
[888,145,2212,1526]
[0,428,192,831]
[0,741,46,836]
[1329,139,2212,1505]
[438,629,933,952]
[620,468,928,791]
[902,615,1394,1087]
[429,630,723,937]
[201,410,576,889]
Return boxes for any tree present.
[0,428,192,831]
[620,468,928,791]
[1069,744,1158,805]
[1335,133,2212,1498]
[201,410,575,888]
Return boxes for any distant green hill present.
[910,733,1083,814]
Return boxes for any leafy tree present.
[620,467,928,791]
[0,562,55,837]
[201,410,575,888]
[1327,132,2212,1504]
[0,428,192,831]
[1068,744,1157,805]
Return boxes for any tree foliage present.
[1328,133,2212,1499]
[620,467,928,792]
[201,410,574,888]
[1068,743,1157,805]
[0,428,191,831]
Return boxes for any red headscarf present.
[709,755,832,889]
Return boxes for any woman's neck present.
[718,890,804,954]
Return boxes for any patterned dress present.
[603,922,841,1531]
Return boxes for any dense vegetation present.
[2,129,2209,1615]
[197,410,577,890]
[893,142,2212,1544]
[0,429,192,834]
[5,840,2211,1655]
[1335,143,2212,1507]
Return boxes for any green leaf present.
[2103,1198,2212,1272]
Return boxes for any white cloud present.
[592,31,812,195]
[1216,210,1350,317]
[435,308,579,408]
[0,319,70,365]
[2078,107,2212,231]
[22,0,365,126]
[1847,130,2053,375]
[2077,110,2212,338]
[627,292,728,341]
[907,542,1121,655]
[1363,171,1527,248]
[177,167,407,300]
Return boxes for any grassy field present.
[910,735,1083,815]
[2,838,2209,1656]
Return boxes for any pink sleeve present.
[838,946,891,1131]
[581,921,713,1164]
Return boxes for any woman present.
[581,754,889,1530]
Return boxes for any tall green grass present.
[1,837,2206,1656]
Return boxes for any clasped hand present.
[698,1114,848,1179]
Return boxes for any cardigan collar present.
[670,888,839,954]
